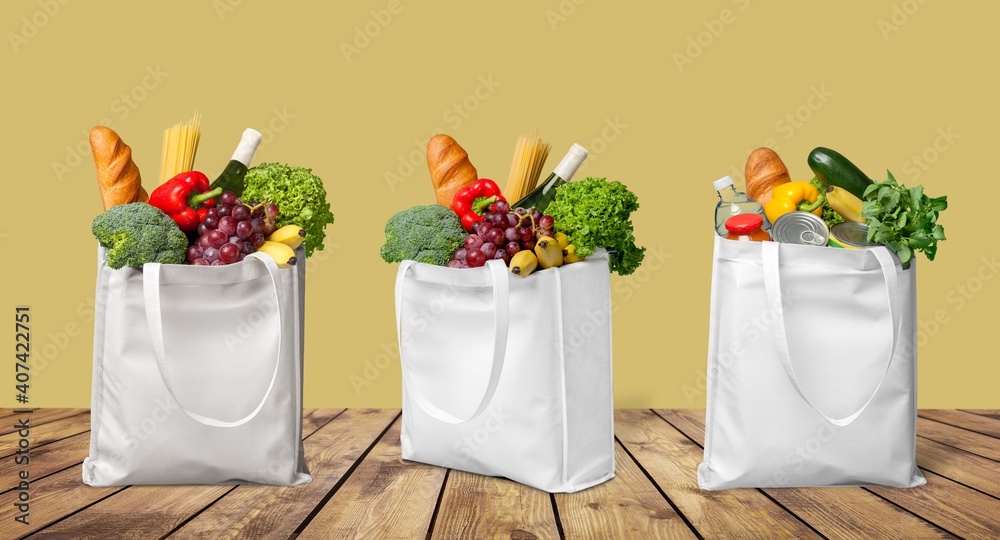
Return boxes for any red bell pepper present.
[452,178,506,232]
[148,171,221,233]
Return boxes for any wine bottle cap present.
[713,175,734,191]
[232,129,263,166]
[553,143,589,181]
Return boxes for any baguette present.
[744,147,790,205]
[427,134,478,207]
[90,126,147,210]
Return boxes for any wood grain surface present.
[0,408,995,539]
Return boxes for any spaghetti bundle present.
[504,129,551,202]
[159,112,202,184]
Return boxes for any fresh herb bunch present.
[861,171,947,269]
[546,177,645,275]
[809,177,845,229]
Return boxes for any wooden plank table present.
[1,409,997,539]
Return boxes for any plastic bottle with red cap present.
[713,175,767,235]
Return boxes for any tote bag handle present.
[142,252,284,428]
[762,242,902,427]
[395,259,510,425]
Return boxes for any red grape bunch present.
[186,191,279,266]
[448,200,556,269]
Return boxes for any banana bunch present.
[256,225,306,268]
[510,231,585,278]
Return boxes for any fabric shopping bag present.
[84,246,311,486]
[395,249,615,493]
[698,236,926,489]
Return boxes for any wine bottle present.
[210,128,263,196]
[513,143,589,212]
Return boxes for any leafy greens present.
[546,177,645,275]
[243,163,336,257]
[861,171,947,269]
[809,176,845,229]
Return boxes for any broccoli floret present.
[380,205,466,266]
[92,203,188,269]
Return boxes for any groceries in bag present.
[382,131,645,277]
[87,113,316,487]
[88,114,334,269]
[712,146,948,269]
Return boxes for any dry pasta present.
[159,112,202,184]
[504,129,551,202]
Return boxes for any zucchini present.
[807,147,875,200]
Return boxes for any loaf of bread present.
[427,134,478,207]
[744,147,790,205]
[90,126,147,210]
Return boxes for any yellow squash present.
[825,186,865,223]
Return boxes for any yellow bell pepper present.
[764,181,826,224]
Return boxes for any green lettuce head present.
[242,163,335,257]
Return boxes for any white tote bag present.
[698,236,925,489]
[84,246,311,486]
[395,250,615,493]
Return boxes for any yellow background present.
[3,1,996,408]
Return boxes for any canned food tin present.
[829,222,879,249]
[770,212,829,246]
